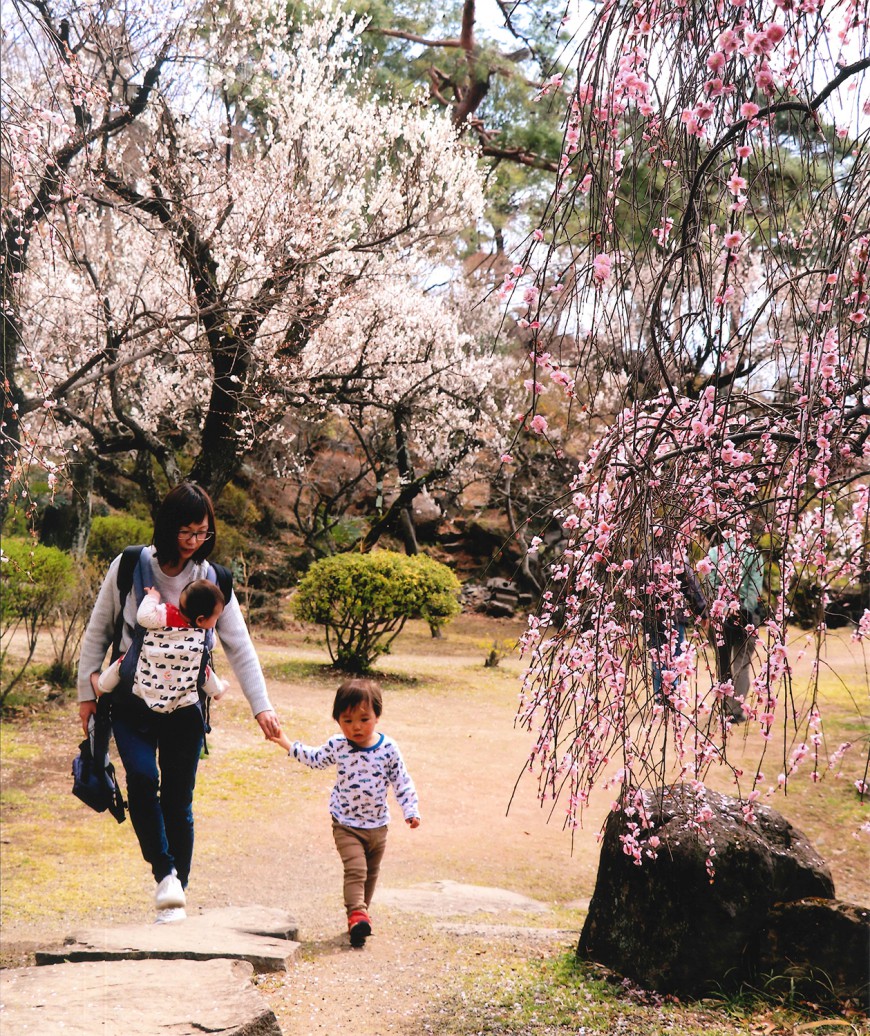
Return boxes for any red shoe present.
[348,910,372,948]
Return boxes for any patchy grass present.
[413,948,850,1036]
[262,656,422,687]
[261,657,339,683]
[0,731,40,764]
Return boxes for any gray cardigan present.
[77,547,273,717]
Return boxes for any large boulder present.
[757,898,870,1010]
[578,784,836,996]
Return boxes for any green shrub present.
[293,550,461,672]
[87,513,249,568]
[215,483,263,527]
[87,514,153,562]
[1,539,76,701]
[212,519,249,566]
[46,556,102,689]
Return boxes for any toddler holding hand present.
[269,678,420,947]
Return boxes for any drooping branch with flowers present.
[509,0,870,842]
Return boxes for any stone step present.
[35,905,299,973]
[0,957,282,1036]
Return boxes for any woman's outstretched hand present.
[256,709,281,740]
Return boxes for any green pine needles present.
[293,550,461,672]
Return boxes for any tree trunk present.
[397,507,419,555]
[1,239,27,529]
[0,371,24,529]
[68,458,95,559]
[185,350,249,501]
[503,472,542,594]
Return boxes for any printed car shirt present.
[291,733,419,829]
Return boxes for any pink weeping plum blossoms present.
[509,0,870,853]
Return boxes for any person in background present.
[703,530,766,724]
[645,558,708,703]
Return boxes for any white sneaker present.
[155,871,186,910]
[154,906,187,924]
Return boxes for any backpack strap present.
[207,562,233,604]
[130,548,156,604]
[112,545,147,662]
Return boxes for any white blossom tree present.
[1,1,485,519]
[290,273,510,552]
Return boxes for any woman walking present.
[77,482,280,921]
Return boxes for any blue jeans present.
[648,623,686,700]
[111,696,204,887]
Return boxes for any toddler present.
[270,678,420,947]
[98,579,227,709]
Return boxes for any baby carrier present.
[111,546,233,731]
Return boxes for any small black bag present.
[72,700,126,824]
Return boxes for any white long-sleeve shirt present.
[77,547,272,717]
[291,732,420,829]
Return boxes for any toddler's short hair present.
[180,579,225,625]
[332,678,383,720]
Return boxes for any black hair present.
[152,482,216,567]
[332,678,383,721]
[179,579,225,626]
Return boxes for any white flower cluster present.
[4,0,487,479]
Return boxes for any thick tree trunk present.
[186,438,238,503]
[185,337,252,501]
[68,458,95,558]
[0,338,24,529]
[1,218,30,529]
[397,507,419,556]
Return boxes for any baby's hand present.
[407,817,421,829]
[144,586,160,600]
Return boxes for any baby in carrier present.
[98,579,227,710]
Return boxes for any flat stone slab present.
[378,879,549,915]
[0,958,282,1035]
[35,905,299,973]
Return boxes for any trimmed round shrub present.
[293,550,461,672]
[87,514,153,562]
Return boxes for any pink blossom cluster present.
[517,366,868,836]
[508,0,869,853]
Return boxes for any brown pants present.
[331,820,388,915]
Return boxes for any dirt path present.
[204,625,596,1033]
[1,616,867,1034]
[0,618,595,1034]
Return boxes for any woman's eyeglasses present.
[178,530,214,543]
